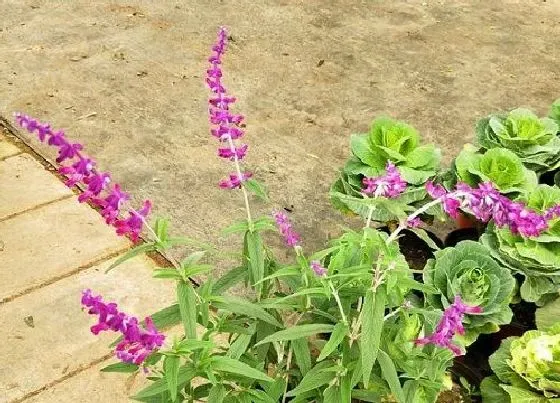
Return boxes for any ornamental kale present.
[481,184,560,305]
[452,145,537,195]
[423,241,515,343]
[331,117,441,222]
[480,322,560,402]
[476,108,560,175]
[550,98,560,128]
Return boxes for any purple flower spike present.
[273,211,300,247]
[415,295,481,356]
[219,172,252,189]
[310,261,327,277]
[96,184,130,224]
[218,144,248,160]
[426,181,552,237]
[362,162,407,198]
[206,27,253,190]
[15,113,152,242]
[81,289,165,365]
[115,200,152,242]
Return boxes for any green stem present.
[385,198,442,245]
[225,135,253,227]
[328,280,348,326]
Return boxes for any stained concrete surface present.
[1,0,559,264]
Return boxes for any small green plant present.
[330,116,441,223]
[481,184,560,305]
[480,322,560,402]
[451,145,537,196]
[476,107,560,175]
[423,240,515,344]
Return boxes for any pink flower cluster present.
[415,295,481,355]
[206,27,252,190]
[15,113,151,242]
[362,162,407,198]
[273,211,300,247]
[81,289,165,365]
[310,261,327,277]
[426,181,557,237]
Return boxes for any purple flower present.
[415,295,482,356]
[426,181,551,237]
[206,27,253,190]
[273,211,300,247]
[217,144,248,160]
[545,204,560,221]
[310,261,327,277]
[96,184,130,224]
[15,113,152,242]
[115,200,152,242]
[81,289,165,365]
[407,217,422,228]
[219,172,252,189]
[362,162,407,198]
[78,172,111,203]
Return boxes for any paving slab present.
[0,154,72,220]
[0,140,21,160]
[0,255,175,402]
[25,361,147,403]
[0,196,129,301]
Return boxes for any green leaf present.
[323,386,341,403]
[480,376,510,403]
[177,281,197,339]
[255,324,334,346]
[106,242,157,273]
[245,230,265,296]
[361,286,386,387]
[535,297,560,331]
[378,349,405,403]
[502,385,549,403]
[150,303,181,329]
[351,389,383,402]
[255,265,300,285]
[222,220,249,235]
[180,251,206,267]
[291,338,312,376]
[164,355,180,401]
[182,264,213,278]
[131,365,196,400]
[408,228,441,250]
[211,296,282,327]
[244,179,269,201]
[285,363,337,397]
[207,385,226,403]
[155,217,170,242]
[100,362,139,373]
[318,322,348,361]
[153,268,182,280]
[209,356,273,383]
[213,266,247,295]
[175,339,213,353]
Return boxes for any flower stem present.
[328,280,348,326]
[225,135,253,226]
[385,198,442,245]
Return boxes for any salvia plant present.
[13,28,560,403]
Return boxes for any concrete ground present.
[0,130,174,402]
[1,1,559,258]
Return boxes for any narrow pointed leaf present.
[177,281,197,339]
[210,356,273,382]
[378,350,405,403]
[211,296,282,327]
[164,355,180,401]
[361,285,386,387]
[318,322,348,361]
